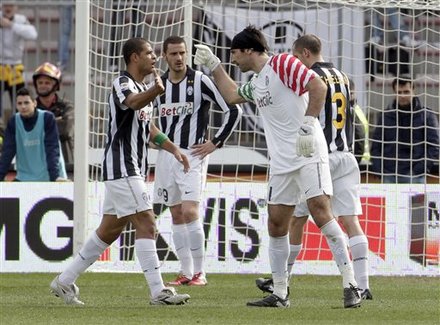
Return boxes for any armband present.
[153,132,169,147]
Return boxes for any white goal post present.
[74,0,439,276]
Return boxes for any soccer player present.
[256,34,372,301]
[50,37,191,306]
[194,26,362,308]
[154,36,242,286]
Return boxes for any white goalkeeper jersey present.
[238,53,328,175]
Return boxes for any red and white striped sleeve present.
[269,53,316,96]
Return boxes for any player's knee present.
[340,216,364,236]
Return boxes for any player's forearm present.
[211,66,245,105]
[213,105,242,146]
[126,86,163,110]
[304,77,326,117]
[160,139,180,156]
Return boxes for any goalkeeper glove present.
[297,116,316,157]
[194,44,221,71]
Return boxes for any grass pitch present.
[1,273,439,325]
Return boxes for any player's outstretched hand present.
[194,44,221,71]
[297,116,316,157]
[174,151,190,173]
[191,140,217,159]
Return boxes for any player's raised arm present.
[124,69,164,110]
[194,44,246,105]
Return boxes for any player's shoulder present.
[268,53,303,72]
[269,53,299,63]
[113,72,133,90]
[193,68,209,79]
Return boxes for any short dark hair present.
[231,25,269,53]
[163,36,186,53]
[392,75,414,91]
[292,34,321,55]
[122,37,148,65]
[16,87,35,99]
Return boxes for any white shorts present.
[267,161,332,206]
[153,149,208,206]
[294,151,362,217]
[103,176,152,218]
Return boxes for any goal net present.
[80,0,439,276]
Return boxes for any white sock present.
[172,223,192,278]
[349,235,369,290]
[59,231,108,285]
[135,238,165,298]
[320,219,357,288]
[287,244,302,276]
[269,235,289,299]
[187,219,205,275]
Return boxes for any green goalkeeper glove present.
[296,116,316,157]
[194,44,221,71]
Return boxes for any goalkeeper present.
[194,26,361,309]
[256,34,372,301]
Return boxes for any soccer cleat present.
[247,293,290,308]
[255,277,274,294]
[166,273,192,286]
[150,287,190,305]
[344,283,362,308]
[188,272,207,286]
[50,275,84,305]
[361,289,373,300]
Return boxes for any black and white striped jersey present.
[311,62,353,153]
[154,67,242,149]
[103,71,154,181]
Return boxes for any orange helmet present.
[33,62,62,91]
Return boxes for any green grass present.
[1,273,439,325]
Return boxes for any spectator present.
[33,62,74,168]
[0,2,38,120]
[369,8,420,47]
[349,79,371,166]
[370,76,439,183]
[57,4,73,72]
[0,87,67,182]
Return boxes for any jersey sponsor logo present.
[160,102,194,117]
[255,91,273,108]
[137,105,153,121]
